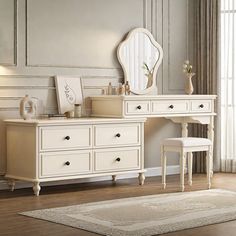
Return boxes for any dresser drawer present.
[40,125,92,151]
[94,147,140,172]
[125,101,150,115]
[40,151,92,177]
[94,124,140,147]
[151,100,189,114]
[190,100,212,113]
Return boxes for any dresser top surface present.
[4,117,147,126]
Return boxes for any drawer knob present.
[65,161,70,166]
[116,133,121,138]
[137,105,142,110]
[199,104,204,108]
[116,157,121,162]
[65,136,70,140]
[169,105,174,109]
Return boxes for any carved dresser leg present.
[33,182,41,196]
[138,173,145,186]
[112,175,117,183]
[181,122,188,138]
[8,179,15,191]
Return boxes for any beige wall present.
[0,0,195,174]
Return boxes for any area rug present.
[20,189,236,236]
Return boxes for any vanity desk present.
[88,28,217,175]
[90,94,217,173]
[90,94,216,140]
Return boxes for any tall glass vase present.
[185,73,195,95]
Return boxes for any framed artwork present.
[55,76,83,114]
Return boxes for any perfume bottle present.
[108,82,113,95]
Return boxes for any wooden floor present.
[1,173,236,236]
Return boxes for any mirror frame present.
[117,28,163,95]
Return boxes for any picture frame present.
[55,76,83,114]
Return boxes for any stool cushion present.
[162,137,212,147]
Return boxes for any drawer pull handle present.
[65,161,70,166]
[199,104,204,108]
[116,157,121,162]
[169,105,174,109]
[65,136,70,140]
[116,133,121,138]
[137,105,142,110]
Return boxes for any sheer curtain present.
[221,0,236,172]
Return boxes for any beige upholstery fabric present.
[162,137,212,147]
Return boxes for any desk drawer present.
[40,125,92,151]
[40,151,92,177]
[94,124,140,147]
[190,100,212,113]
[94,147,140,172]
[125,101,150,115]
[151,100,189,114]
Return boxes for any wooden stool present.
[161,137,212,192]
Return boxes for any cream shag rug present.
[21,189,236,236]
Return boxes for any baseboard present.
[0,165,180,191]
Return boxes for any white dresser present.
[5,118,146,196]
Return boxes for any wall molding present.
[0,165,180,190]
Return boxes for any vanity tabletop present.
[90,94,217,100]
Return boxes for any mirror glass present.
[118,28,163,94]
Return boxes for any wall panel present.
[26,0,144,68]
[162,0,192,94]
[0,0,17,65]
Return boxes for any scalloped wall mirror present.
[117,28,163,95]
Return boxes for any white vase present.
[185,73,195,95]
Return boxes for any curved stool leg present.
[206,146,212,189]
[161,145,166,189]
[180,150,185,192]
[188,152,193,186]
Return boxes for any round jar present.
[74,104,82,118]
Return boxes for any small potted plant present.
[183,60,195,95]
